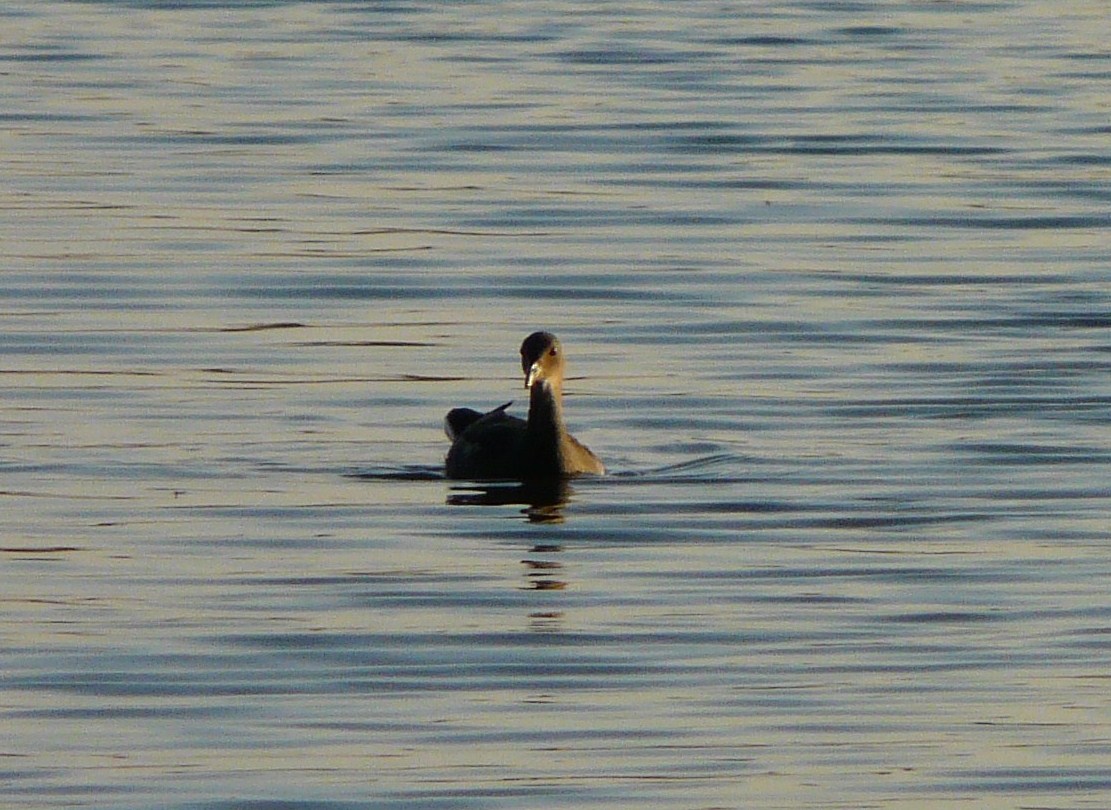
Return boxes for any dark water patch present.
[704,35,818,47]
[296,339,437,347]
[878,610,1001,625]
[868,214,1111,230]
[0,479,140,498]
[2,663,603,699]
[164,504,389,520]
[607,324,773,347]
[217,322,306,332]
[831,395,1111,420]
[749,592,869,606]
[83,130,335,147]
[3,281,175,306]
[235,283,446,302]
[226,572,488,589]
[1059,123,1111,135]
[344,588,538,612]
[223,629,713,649]
[440,140,518,153]
[970,486,1111,502]
[490,283,695,303]
[0,50,103,63]
[927,767,1111,794]
[194,370,453,387]
[835,25,906,38]
[802,511,1002,530]
[8,705,228,720]
[558,46,717,67]
[667,132,1008,157]
[830,270,1073,287]
[401,29,556,45]
[1064,628,1111,651]
[235,281,672,304]
[592,498,804,516]
[400,725,679,748]
[347,465,444,482]
[573,500,997,535]
[609,176,818,191]
[639,565,1003,584]
[0,111,104,123]
[1053,152,1111,166]
[457,208,743,230]
[6,657,670,699]
[0,545,81,554]
[962,442,1111,465]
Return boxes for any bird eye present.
[549,348,558,357]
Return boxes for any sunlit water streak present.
[2,1,1109,808]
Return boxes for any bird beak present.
[525,362,540,389]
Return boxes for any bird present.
[444,331,605,480]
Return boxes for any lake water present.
[2,1,1110,808]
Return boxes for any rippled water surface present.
[3,1,1110,808]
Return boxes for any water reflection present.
[526,610,566,632]
[522,551,567,591]
[446,478,572,522]
[446,481,571,588]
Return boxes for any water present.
[2,1,1109,808]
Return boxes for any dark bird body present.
[444,332,605,480]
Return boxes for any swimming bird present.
[444,332,605,480]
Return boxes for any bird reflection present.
[522,543,565,592]
[446,478,571,523]
[527,611,565,632]
[445,481,571,591]
[522,555,566,591]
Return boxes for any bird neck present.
[526,380,566,473]
[528,379,564,434]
